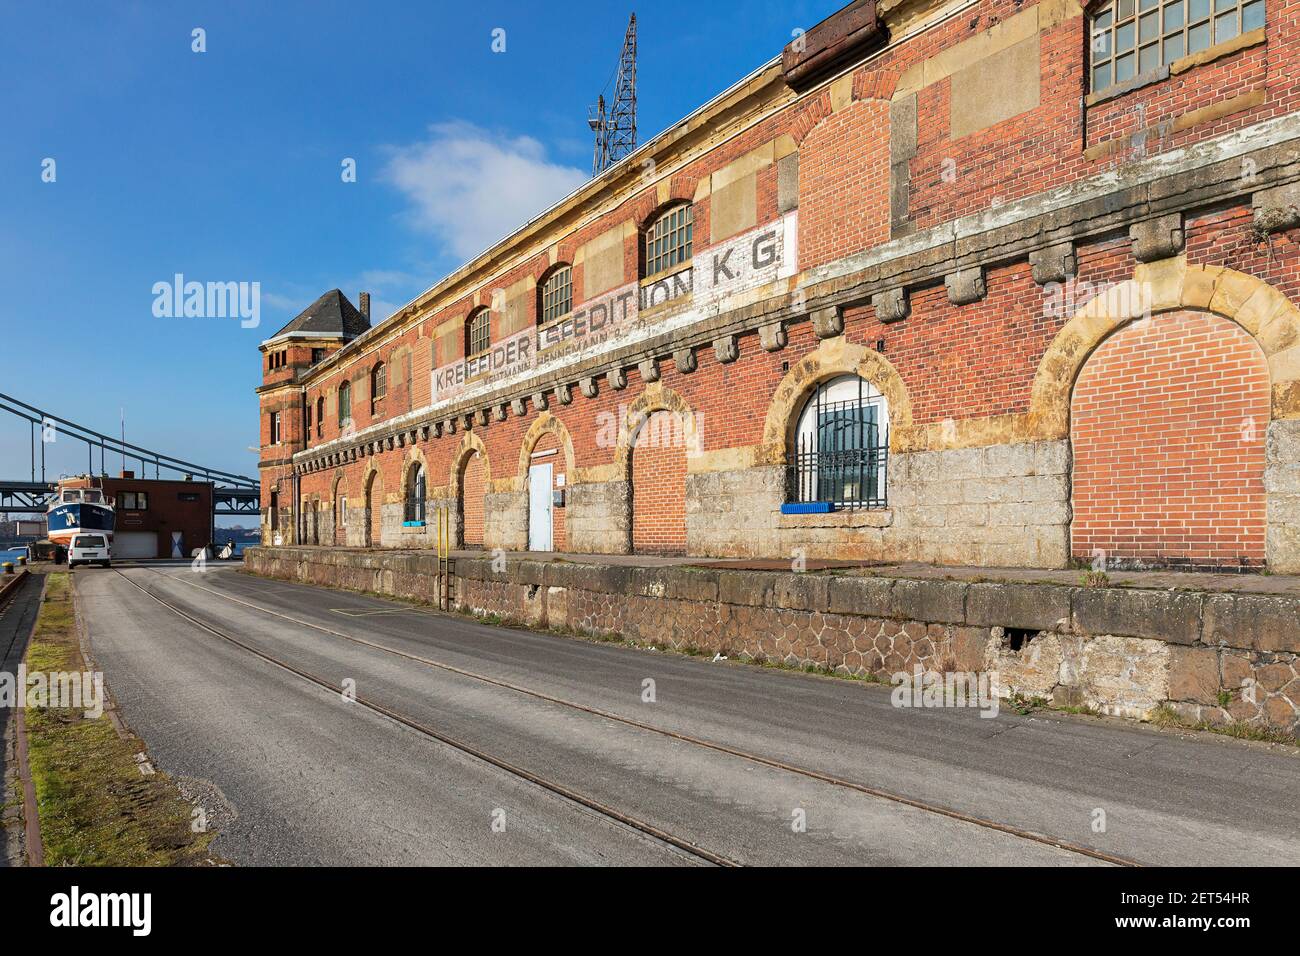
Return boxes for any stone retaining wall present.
[245,546,1300,734]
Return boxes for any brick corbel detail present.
[759,322,787,352]
[946,267,986,305]
[1130,213,1184,262]
[872,288,909,323]
[810,306,844,339]
[1028,242,1077,284]
[1253,182,1300,234]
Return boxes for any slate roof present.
[269,289,370,340]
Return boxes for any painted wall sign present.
[426,212,797,409]
[537,283,639,360]
[431,326,533,403]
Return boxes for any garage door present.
[113,532,158,559]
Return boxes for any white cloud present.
[383,121,587,263]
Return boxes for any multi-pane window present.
[339,381,352,424]
[315,397,324,437]
[1090,0,1264,92]
[371,363,386,414]
[466,309,491,356]
[644,204,693,277]
[119,491,150,511]
[540,265,573,324]
[269,411,282,445]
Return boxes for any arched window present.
[371,362,386,414]
[404,462,427,525]
[466,308,491,357]
[643,203,693,278]
[788,375,889,510]
[315,396,324,438]
[1089,0,1262,92]
[339,381,352,425]
[539,265,573,325]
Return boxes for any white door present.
[528,463,553,552]
[113,532,158,559]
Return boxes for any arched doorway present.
[1071,310,1269,569]
[364,471,383,548]
[332,476,347,546]
[631,410,689,554]
[405,461,426,525]
[460,451,486,547]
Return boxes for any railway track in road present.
[115,565,1142,867]
[108,567,735,867]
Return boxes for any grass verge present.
[23,573,219,865]
[1149,703,1298,746]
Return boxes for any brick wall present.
[462,452,486,547]
[631,411,688,554]
[263,0,1300,570]
[1071,309,1270,569]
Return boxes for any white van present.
[68,534,111,568]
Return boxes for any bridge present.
[0,392,259,517]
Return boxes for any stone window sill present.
[777,509,893,530]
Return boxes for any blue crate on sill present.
[402,520,427,527]
[780,501,836,515]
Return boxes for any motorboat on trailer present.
[46,476,116,548]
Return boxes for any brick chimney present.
[359,291,371,322]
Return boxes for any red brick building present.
[99,473,213,559]
[259,0,1300,573]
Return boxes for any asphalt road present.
[73,562,1300,866]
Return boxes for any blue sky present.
[0,0,840,512]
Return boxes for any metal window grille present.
[467,310,490,356]
[787,382,888,510]
[645,204,693,276]
[1089,0,1262,91]
[404,467,426,523]
[540,266,573,324]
